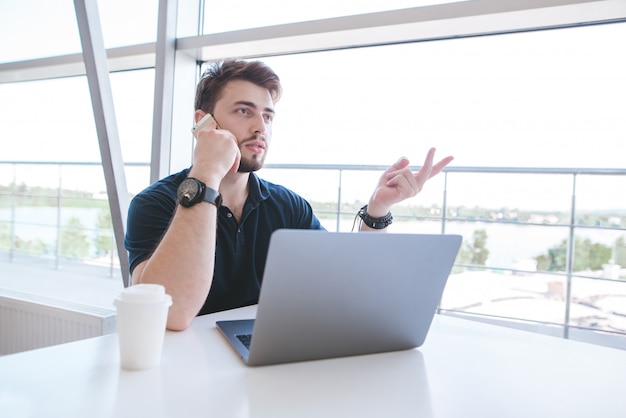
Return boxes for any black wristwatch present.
[177,177,222,208]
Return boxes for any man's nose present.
[252,115,268,135]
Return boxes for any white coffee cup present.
[113,284,173,370]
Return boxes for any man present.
[125,60,453,331]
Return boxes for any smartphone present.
[191,113,216,139]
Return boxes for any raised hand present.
[367,148,453,217]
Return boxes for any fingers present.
[417,148,453,179]
[191,127,241,182]
[371,148,453,210]
[385,148,453,191]
[385,170,414,194]
[383,156,409,179]
[430,155,454,177]
[194,120,219,140]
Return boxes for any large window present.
[0,68,154,190]
[258,23,626,169]
[0,0,158,62]
[1,0,625,347]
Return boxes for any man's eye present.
[237,108,249,115]
[264,114,273,122]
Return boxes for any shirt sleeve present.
[284,188,326,231]
[124,185,177,274]
[300,199,326,231]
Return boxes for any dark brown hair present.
[194,60,282,113]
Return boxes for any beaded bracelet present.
[357,204,393,229]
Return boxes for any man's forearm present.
[133,204,218,331]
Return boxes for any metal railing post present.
[9,163,16,262]
[563,173,578,340]
[55,164,63,270]
[336,169,343,232]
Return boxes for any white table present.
[1,305,625,418]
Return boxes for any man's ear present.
[194,109,207,124]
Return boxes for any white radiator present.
[0,289,117,355]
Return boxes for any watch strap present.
[201,185,222,207]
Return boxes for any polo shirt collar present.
[246,172,270,207]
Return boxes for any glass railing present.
[1,161,625,348]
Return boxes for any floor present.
[0,258,123,310]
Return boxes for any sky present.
[1,1,625,210]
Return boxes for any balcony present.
[1,161,625,350]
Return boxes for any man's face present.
[212,80,275,173]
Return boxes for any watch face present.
[177,178,201,207]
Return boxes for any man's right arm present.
[131,200,219,331]
[130,116,240,331]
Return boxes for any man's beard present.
[237,154,264,173]
[237,136,266,173]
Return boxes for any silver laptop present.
[216,229,462,366]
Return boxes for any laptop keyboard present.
[236,333,252,349]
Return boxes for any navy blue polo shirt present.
[124,168,325,315]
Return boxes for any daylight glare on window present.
[259,23,626,170]
[203,0,465,33]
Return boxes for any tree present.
[582,240,612,270]
[456,229,490,267]
[93,208,113,257]
[470,229,490,265]
[536,239,567,272]
[59,216,89,260]
[0,221,10,249]
[535,237,612,272]
[614,236,626,267]
[4,220,50,256]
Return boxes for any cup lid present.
[115,283,171,303]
